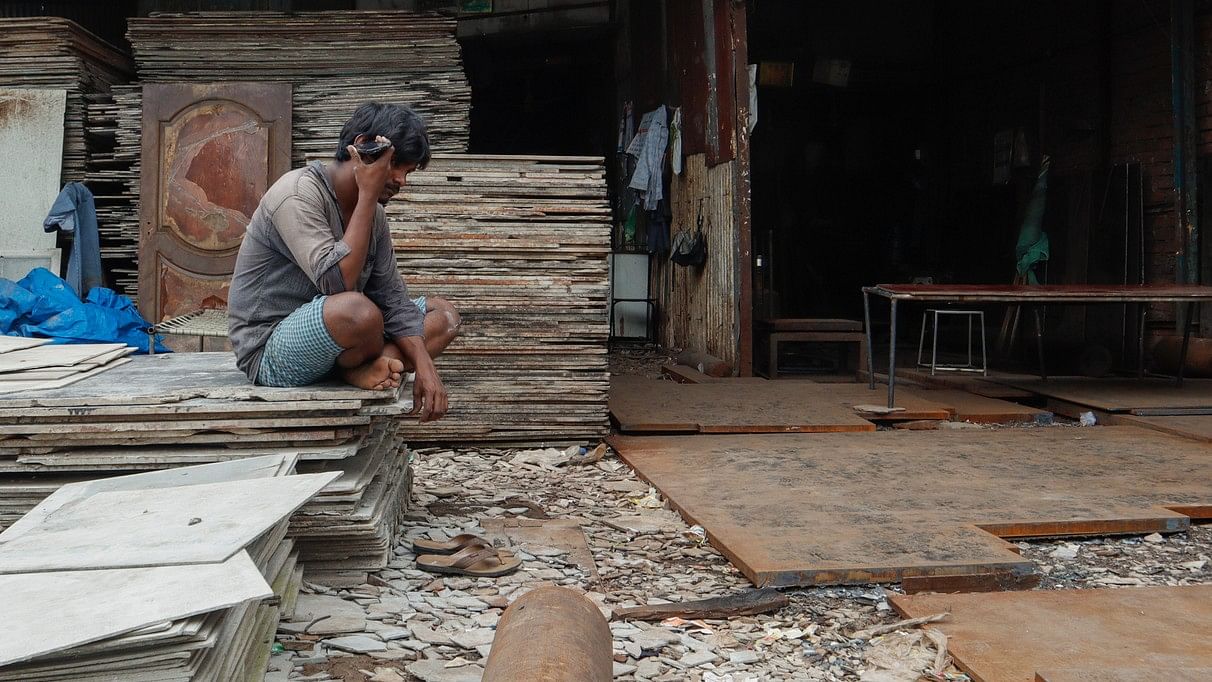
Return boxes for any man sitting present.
[228,102,457,421]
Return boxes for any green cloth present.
[1015,160,1050,284]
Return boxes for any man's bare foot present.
[342,355,405,390]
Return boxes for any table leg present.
[863,290,875,390]
[769,334,780,381]
[1137,303,1148,379]
[887,298,898,408]
[1178,302,1195,386]
[1033,305,1047,381]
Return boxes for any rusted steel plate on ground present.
[609,376,879,433]
[610,427,1211,588]
[891,586,1212,682]
[991,377,1212,414]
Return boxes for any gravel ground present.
[270,348,1211,682]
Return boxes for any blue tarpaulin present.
[0,268,168,353]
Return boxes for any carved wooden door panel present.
[139,82,291,324]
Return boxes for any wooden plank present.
[890,586,1212,682]
[610,375,876,433]
[610,427,1209,587]
[0,472,338,573]
[610,589,787,621]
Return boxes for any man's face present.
[379,161,418,205]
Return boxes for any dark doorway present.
[461,31,616,157]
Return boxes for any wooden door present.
[139,83,291,324]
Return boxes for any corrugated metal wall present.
[654,152,739,369]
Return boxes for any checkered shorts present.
[256,295,428,387]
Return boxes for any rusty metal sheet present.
[1110,414,1212,442]
[139,83,291,323]
[609,375,877,433]
[610,427,1212,587]
[992,377,1212,414]
[891,586,1212,682]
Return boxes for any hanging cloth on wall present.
[626,105,669,211]
[1015,157,1051,284]
[43,182,103,298]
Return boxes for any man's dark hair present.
[334,102,431,169]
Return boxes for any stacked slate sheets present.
[0,339,135,397]
[92,10,470,299]
[0,352,416,585]
[84,84,142,295]
[0,17,132,183]
[0,456,329,681]
[291,426,414,586]
[387,154,612,446]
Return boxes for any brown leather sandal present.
[412,533,491,555]
[416,545,522,577]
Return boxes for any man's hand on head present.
[411,359,448,423]
[347,135,395,202]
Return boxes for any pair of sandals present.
[412,533,522,577]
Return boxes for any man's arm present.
[338,140,395,290]
[393,335,448,422]
[362,215,447,422]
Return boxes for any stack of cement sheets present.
[0,339,135,396]
[0,352,416,585]
[85,84,142,295]
[0,456,331,680]
[291,425,414,585]
[0,17,132,182]
[387,154,612,445]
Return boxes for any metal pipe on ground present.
[1151,335,1212,377]
[482,586,612,682]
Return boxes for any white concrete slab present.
[0,550,270,667]
[0,472,338,573]
[2,455,299,541]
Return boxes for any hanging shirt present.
[43,182,103,298]
[627,105,668,211]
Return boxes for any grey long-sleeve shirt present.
[227,161,425,382]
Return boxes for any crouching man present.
[228,102,458,421]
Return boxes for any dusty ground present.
[271,348,1212,682]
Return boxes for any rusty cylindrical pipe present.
[482,586,612,682]
[1151,335,1212,377]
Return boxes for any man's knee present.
[426,297,462,337]
[324,292,383,348]
[429,296,460,334]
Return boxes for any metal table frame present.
[862,284,1212,408]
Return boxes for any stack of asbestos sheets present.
[0,455,332,680]
[0,17,132,183]
[0,352,415,585]
[387,154,612,446]
[89,10,470,298]
[0,339,134,395]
